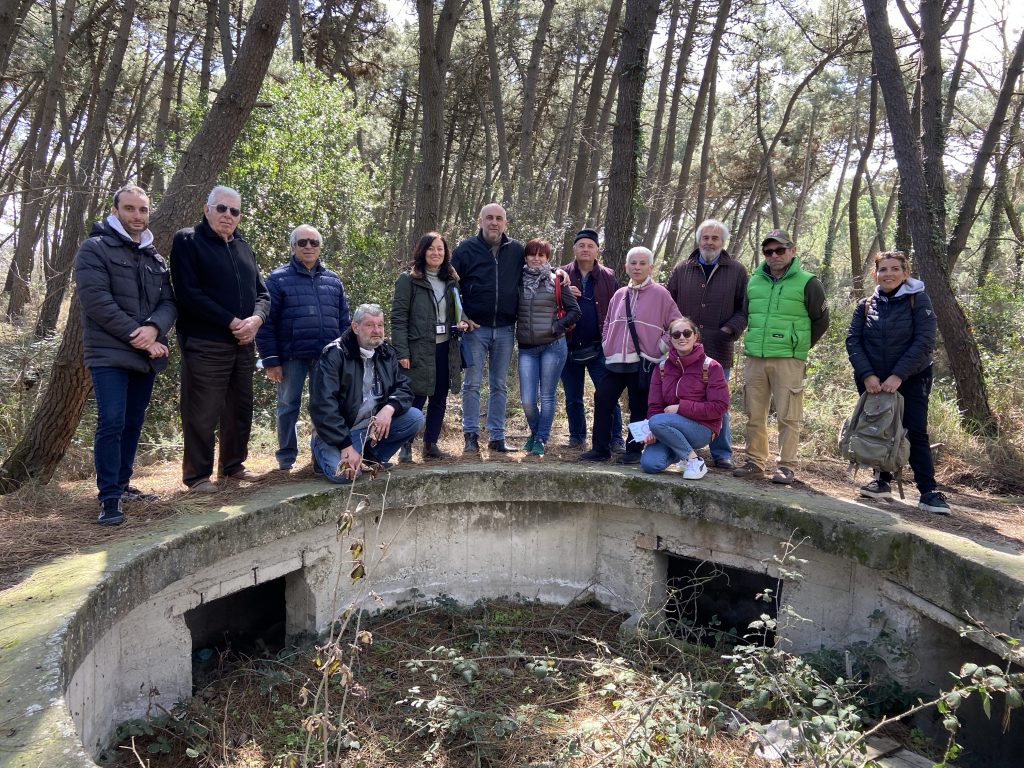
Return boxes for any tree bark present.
[0,0,33,78]
[289,0,304,63]
[218,0,234,73]
[139,0,180,195]
[481,0,511,204]
[0,0,289,493]
[34,0,138,338]
[661,0,730,262]
[863,0,997,435]
[848,70,878,298]
[6,0,77,321]
[945,26,1024,270]
[602,0,660,273]
[413,0,466,234]
[515,0,555,213]
[565,0,623,239]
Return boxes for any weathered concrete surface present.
[1,464,1023,767]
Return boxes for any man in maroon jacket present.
[559,227,624,451]
[666,219,748,469]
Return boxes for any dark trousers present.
[411,340,451,445]
[90,367,156,501]
[592,367,653,456]
[180,337,255,486]
[560,350,623,443]
[858,367,937,493]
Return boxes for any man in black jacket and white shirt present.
[309,304,424,482]
[75,184,176,524]
[170,185,270,492]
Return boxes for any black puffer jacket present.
[169,217,269,343]
[846,277,936,383]
[75,219,177,372]
[309,329,415,450]
[451,231,525,327]
[516,266,582,347]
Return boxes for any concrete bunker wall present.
[3,465,1023,767]
[60,468,1024,761]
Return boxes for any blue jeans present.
[560,349,623,443]
[518,337,567,443]
[460,324,515,440]
[90,367,156,500]
[709,367,732,463]
[641,412,713,474]
[275,358,316,469]
[310,407,425,484]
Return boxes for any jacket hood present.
[870,275,925,300]
[92,217,155,249]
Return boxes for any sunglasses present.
[762,245,788,256]
[214,203,241,217]
[296,238,321,248]
[670,329,695,339]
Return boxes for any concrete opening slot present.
[184,576,287,689]
[666,554,780,646]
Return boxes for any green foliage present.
[224,66,396,307]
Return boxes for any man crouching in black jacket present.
[309,303,424,482]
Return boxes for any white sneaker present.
[683,457,707,479]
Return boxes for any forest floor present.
[2,420,1023,592]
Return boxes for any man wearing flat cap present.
[733,229,829,485]
[559,227,623,450]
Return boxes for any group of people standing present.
[74,187,951,526]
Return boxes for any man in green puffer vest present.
[733,229,829,485]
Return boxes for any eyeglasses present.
[214,203,241,217]
[670,329,695,339]
[762,245,788,256]
[296,238,321,248]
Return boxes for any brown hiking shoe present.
[732,461,764,478]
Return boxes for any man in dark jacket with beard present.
[308,304,424,482]
[451,203,525,454]
[170,185,270,492]
[256,224,350,472]
[75,184,176,524]
[666,218,748,469]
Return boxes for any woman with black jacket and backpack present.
[845,250,949,514]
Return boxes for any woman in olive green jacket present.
[391,232,467,459]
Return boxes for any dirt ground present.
[2,422,1022,592]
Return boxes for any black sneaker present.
[919,491,951,515]
[579,449,611,462]
[122,485,158,502]
[96,498,125,526]
[464,433,480,453]
[616,452,642,466]
[398,441,413,463]
[487,439,518,452]
[859,479,892,499]
[610,437,627,454]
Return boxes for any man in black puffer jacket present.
[451,203,525,454]
[170,185,270,492]
[75,185,176,525]
[309,304,423,482]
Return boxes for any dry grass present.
[103,599,773,768]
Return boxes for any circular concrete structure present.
[1,464,1022,767]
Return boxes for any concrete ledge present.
[1,464,1022,767]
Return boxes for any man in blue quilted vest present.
[734,229,829,485]
[256,224,350,471]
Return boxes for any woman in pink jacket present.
[641,317,729,479]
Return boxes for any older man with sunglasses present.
[734,229,829,485]
[256,225,350,471]
[170,184,270,492]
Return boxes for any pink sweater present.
[602,280,682,365]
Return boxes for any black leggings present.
[591,367,654,455]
